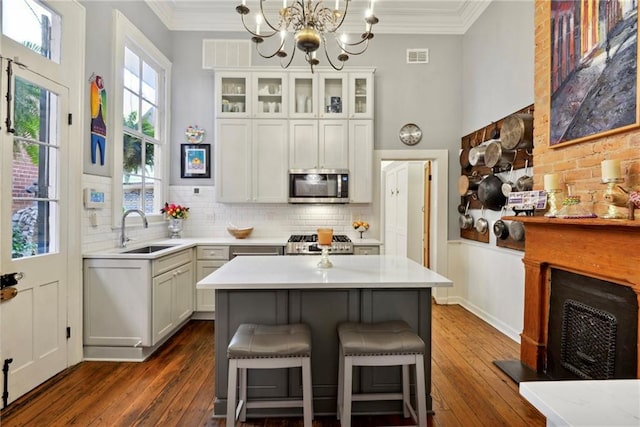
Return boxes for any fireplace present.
[547,269,638,379]
[503,216,640,380]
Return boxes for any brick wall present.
[533,1,640,217]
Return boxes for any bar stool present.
[226,323,313,427]
[336,320,427,427]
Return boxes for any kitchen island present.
[197,255,452,418]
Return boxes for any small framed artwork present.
[181,144,211,178]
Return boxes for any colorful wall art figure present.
[90,74,107,165]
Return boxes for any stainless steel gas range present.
[285,234,354,255]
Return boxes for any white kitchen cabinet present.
[215,71,251,118]
[253,120,289,202]
[152,260,193,345]
[348,120,373,202]
[289,119,348,169]
[195,246,230,317]
[216,120,251,202]
[348,72,374,119]
[253,72,288,118]
[318,73,348,119]
[384,164,409,258]
[216,119,288,203]
[353,245,380,255]
[383,162,425,263]
[83,248,193,360]
[289,72,318,118]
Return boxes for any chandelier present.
[236,0,379,72]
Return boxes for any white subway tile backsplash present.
[81,181,373,253]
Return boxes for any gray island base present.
[197,255,452,418]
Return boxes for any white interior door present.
[0,62,69,406]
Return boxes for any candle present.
[317,228,333,246]
[544,173,560,191]
[601,159,621,181]
[283,0,287,8]
[255,14,262,35]
[370,0,375,14]
[242,0,246,5]
[340,33,347,54]
[335,0,339,10]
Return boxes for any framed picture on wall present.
[549,1,639,147]
[181,144,211,178]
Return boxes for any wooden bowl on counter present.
[227,227,253,239]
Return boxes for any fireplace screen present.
[561,299,617,379]
[546,269,637,380]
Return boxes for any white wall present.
[446,241,525,342]
[444,0,535,342]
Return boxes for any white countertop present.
[82,237,383,259]
[196,255,452,290]
[520,380,640,427]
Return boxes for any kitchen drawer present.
[353,246,380,255]
[152,249,193,277]
[197,245,230,260]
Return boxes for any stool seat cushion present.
[228,323,312,358]
[338,320,425,356]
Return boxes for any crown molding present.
[145,0,494,34]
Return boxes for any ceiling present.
[145,0,493,35]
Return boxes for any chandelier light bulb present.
[236,0,379,72]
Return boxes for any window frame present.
[112,10,171,227]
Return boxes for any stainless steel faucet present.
[120,209,149,247]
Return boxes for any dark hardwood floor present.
[0,302,545,426]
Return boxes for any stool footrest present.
[246,399,305,409]
[351,392,403,401]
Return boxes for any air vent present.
[407,48,429,64]
[202,40,251,69]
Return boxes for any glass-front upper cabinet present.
[348,73,374,119]
[253,73,288,118]
[289,73,318,118]
[318,73,348,119]
[215,72,251,118]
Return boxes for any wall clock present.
[399,123,422,146]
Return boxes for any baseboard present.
[443,296,522,344]
[83,318,190,362]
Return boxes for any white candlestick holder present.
[317,245,333,268]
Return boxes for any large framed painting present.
[181,144,211,178]
[550,0,639,147]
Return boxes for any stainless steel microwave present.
[288,169,349,204]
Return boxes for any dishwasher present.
[229,245,284,259]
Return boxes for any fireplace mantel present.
[504,216,640,378]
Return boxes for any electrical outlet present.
[193,187,200,194]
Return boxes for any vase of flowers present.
[161,203,189,238]
[352,220,370,239]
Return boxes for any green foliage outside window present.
[123,111,155,174]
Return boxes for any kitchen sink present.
[123,245,175,254]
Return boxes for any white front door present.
[0,62,70,406]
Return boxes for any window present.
[2,0,61,63]
[122,47,162,213]
[11,76,62,258]
[113,11,171,221]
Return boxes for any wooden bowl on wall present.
[227,227,253,239]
